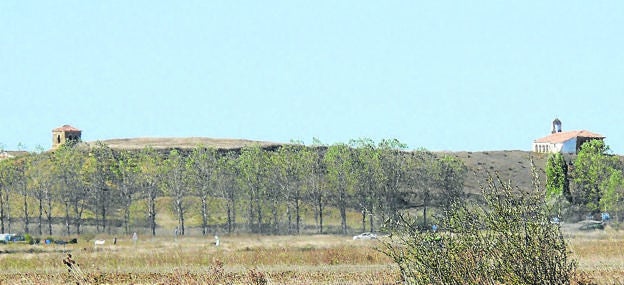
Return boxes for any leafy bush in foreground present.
[381,171,578,285]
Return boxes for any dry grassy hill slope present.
[92,137,281,150]
[447,150,550,195]
[90,138,557,194]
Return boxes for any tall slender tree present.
[162,149,189,235]
[137,147,162,236]
[377,139,408,223]
[545,153,570,201]
[86,143,116,233]
[187,146,219,235]
[237,145,268,233]
[350,138,385,233]
[112,150,140,234]
[433,155,466,212]
[304,138,328,234]
[268,142,308,234]
[403,149,438,229]
[26,153,55,235]
[0,158,17,233]
[600,170,624,223]
[572,140,621,213]
[324,143,357,234]
[13,158,30,234]
[51,143,86,235]
[217,151,238,233]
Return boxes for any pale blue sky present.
[2,1,623,153]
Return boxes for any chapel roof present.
[53,125,81,132]
[534,130,604,144]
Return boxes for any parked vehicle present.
[0,234,25,243]
[353,232,377,240]
[0,234,15,244]
[11,235,25,242]
[579,221,604,231]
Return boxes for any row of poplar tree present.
[0,138,466,237]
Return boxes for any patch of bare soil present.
[92,137,280,150]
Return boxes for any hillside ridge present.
[89,137,553,194]
[449,150,550,194]
[90,137,281,150]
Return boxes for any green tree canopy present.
[571,140,622,214]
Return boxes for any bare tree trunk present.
[369,203,374,233]
[180,212,185,236]
[102,187,111,234]
[226,194,236,233]
[124,206,130,235]
[38,196,43,235]
[256,196,263,234]
[0,192,5,233]
[248,193,254,232]
[23,194,30,234]
[73,200,84,235]
[46,194,53,235]
[340,206,347,234]
[149,191,157,236]
[361,209,366,232]
[7,196,11,233]
[423,190,430,229]
[95,207,101,233]
[123,193,132,235]
[175,197,184,235]
[340,190,347,235]
[272,200,279,234]
[101,201,107,234]
[64,202,71,235]
[287,202,293,234]
[226,200,233,233]
[232,199,236,233]
[318,195,324,234]
[201,195,208,236]
[295,198,301,234]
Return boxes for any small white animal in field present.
[94,240,106,245]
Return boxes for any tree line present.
[546,139,624,222]
[0,138,466,237]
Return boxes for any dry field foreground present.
[0,235,397,284]
[0,228,623,284]
[565,226,624,285]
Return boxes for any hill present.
[448,150,551,195]
[91,137,281,150]
[91,137,555,194]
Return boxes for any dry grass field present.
[2,144,622,284]
[565,225,624,285]
[1,226,623,284]
[0,234,397,284]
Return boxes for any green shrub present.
[381,170,578,285]
[24,234,33,245]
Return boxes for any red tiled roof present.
[53,125,81,132]
[534,130,604,144]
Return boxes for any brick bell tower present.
[52,125,82,149]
